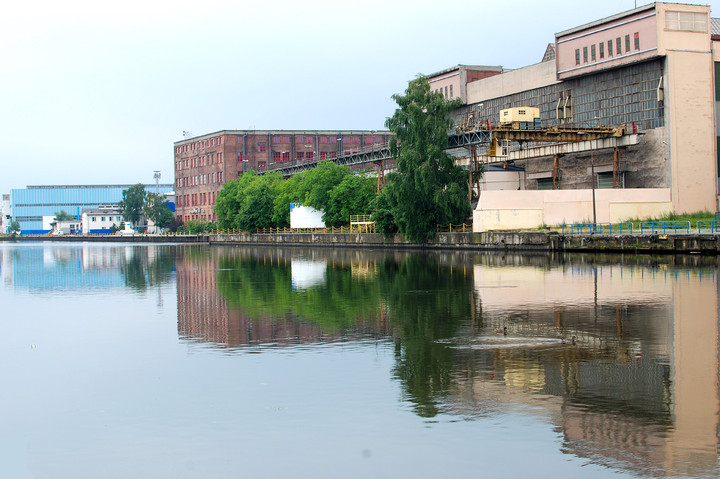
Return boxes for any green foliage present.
[215,162,374,230]
[271,175,303,228]
[54,210,74,221]
[325,174,377,227]
[378,76,471,242]
[180,219,216,234]
[143,193,174,229]
[299,161,350,213]
[215,171,284,231]
[10,220,21,234]
[119,183,146,226]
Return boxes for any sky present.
[1,0,717,194]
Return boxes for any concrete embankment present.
[4,231,720,254]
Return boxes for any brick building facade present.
[174,130,391,222]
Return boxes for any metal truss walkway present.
[262,125,626,178]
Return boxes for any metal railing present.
[562,223,633,235]
[697,220,720,234]
[436,223,473,233]
[639,221,690,234]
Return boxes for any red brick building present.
[174,130,391,222]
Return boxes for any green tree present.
[10,220,21,234]
[143,192,174,230]
[271,175,303,228]
[324,174,377,227]
[54,210,74,221]
[215,171,283,231]
[375,76,471,242]
[119,183,146,227]
[300,160,350,214]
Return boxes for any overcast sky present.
[0,0,713,194]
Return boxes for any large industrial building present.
[173,130,391,223]
[431,2,718,231]
[11,184,174,234]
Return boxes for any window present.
[273,136,290,144]
[257,142,266,152]
[444,86,448,98]
[297,152,305,162]
[92,217,96,222]
[625,35,631,52]
[616,37,622,55]
[296,135,313,144]
[575,49,580,65]
[536,178,555,190]
[608,40,613,57]
[273,152,281,162]
[665,10,707,32]
[307,152,314,162]
[591,44,596,61]
[597,172,624,189]
[282,152,290,162]
[583,46,588,63]
[449,84,453,97]
[320,136,337,144]
[634,32,640,50]
[599,42,604,59]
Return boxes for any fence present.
[639,221,690,234]
[697,220,720,234]
[561,223,633,235]
[436,223,473,233]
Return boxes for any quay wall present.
[3,232,720,254]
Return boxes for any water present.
[1,242,718,478]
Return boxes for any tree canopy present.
[119,183,146,227]
[214,161,375,230]
[374,76,470,242]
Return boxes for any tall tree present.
[144,193,174,230]
[119,183,146,227]
[375,76,470,242]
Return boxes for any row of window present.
[176,153,224,171]
[90,216,122,222]
[176,171,224,189]
[177,192,217,208]
[434,84,454,99]
[575,32,641,66]
[176,137,223,154]
[245,134,387,146]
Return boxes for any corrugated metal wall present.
[11,185,174,233]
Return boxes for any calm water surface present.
[1,242,718,478]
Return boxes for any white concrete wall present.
[466,61,559,105]
[474,188,672,231]
[289,204,325,229]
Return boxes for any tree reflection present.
[214,250,474,417]
[120,246,176,291]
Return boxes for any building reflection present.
[0,243,177,292]
[176,247,398,348]
[461,258,719,477]
[174,247,719,477]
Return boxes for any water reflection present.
[176,246,719,478]
[0,243,177,292]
